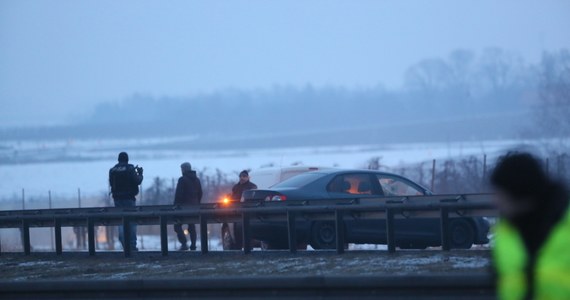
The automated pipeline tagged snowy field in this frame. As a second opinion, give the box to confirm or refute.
[0,138,529,203]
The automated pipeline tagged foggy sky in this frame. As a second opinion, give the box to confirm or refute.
[1,0,569,127]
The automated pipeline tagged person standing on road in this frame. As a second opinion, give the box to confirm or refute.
[173,162,203,251]
[490,152,570,300]
[109,152,143,252]
[231,170,257,201]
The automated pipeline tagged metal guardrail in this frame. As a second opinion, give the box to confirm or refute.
[0,194,497,257]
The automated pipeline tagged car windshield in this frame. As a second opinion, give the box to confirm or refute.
[271,172,324,188]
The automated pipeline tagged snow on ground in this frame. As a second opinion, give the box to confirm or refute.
[0,250,491,281]
[0,138,525,202]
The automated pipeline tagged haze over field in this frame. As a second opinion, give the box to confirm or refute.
[1,0,569,201]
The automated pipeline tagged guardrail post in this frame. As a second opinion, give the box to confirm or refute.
[287,211,297,254]
[386,209,395,253]
[87,218,95,256]
[55,219,62,255]
[335,210,345,254]
[440,207,450,251]
[200,215,208,254]
[122,217,131,257]
[160,216,168,256]
[242,213,251,254]
[22,220,31,255]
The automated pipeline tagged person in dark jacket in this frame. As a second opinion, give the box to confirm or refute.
[231,170,257,201]
[109,152,143,251]
[173,162,203,250]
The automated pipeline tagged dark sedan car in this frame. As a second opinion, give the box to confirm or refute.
[242,169,490,250]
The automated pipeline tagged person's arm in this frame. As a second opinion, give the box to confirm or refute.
[231,184,239,200]
[109,169,113,189]
[132,166,143,185]
[174,177,184,205]
[196,180,203,203]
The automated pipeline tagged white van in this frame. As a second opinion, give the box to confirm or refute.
[249,166,325,189]
[222,166,326,250]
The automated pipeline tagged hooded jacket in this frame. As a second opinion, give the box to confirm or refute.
[174,170,203,205]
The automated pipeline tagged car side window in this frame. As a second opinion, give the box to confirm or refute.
[377,175,423,196]
[327,174,374,195]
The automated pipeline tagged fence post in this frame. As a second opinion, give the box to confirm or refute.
[200,215,209,254]
[77,188,81,208]
[386,209,395,253]
[49,190,54,251]
[22,220,31,255]
[335,210,345,254]
[122,217,131,257]
[21,188,25,210]
[440,208,450,251]
[287,211,297,253]
[160,216,168,256]
[431,159,436,192]
[482,154,487,181]
[55,219,62,255]
[87,218,96,256]
[242,213,251,254]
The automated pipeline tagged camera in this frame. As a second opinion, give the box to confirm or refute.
[135,165,144,175]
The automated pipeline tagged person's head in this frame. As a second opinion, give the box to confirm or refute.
[490,152,550,219]
[239,170,249,184]
[180,162,192,175]
[118,152,129,163]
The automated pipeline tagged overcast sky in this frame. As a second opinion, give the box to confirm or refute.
[1,0,569,127]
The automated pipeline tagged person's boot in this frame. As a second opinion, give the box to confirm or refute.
[189,244,197,251]
[179,244,189,251]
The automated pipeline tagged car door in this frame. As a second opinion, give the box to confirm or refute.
[326,173,385,243]
[376,175,437,246]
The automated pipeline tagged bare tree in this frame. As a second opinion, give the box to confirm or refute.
[534,50,570,152]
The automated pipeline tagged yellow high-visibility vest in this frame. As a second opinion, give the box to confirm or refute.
[494,208,570,300]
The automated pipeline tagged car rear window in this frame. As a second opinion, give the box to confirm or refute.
[271,172,323,188]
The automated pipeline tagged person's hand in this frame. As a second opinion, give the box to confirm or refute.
[136,166,144,175]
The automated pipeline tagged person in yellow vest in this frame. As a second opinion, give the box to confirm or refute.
[490,152,570,300]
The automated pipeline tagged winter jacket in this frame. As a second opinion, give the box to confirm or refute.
[109,163,143,199]
[174,171,203,205]
[231,181,257,201]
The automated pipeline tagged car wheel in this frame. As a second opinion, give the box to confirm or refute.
[310,221,337,250]
[448,219,475,249]
[222,226,236,250]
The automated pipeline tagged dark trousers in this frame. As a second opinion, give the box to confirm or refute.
[174,224,196,248]
[114,198,137,250]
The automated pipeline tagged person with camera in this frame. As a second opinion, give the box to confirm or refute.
[173,162,203,251]
[109,152,144,252]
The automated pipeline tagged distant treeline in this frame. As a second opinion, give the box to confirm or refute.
[1,48,568,142]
